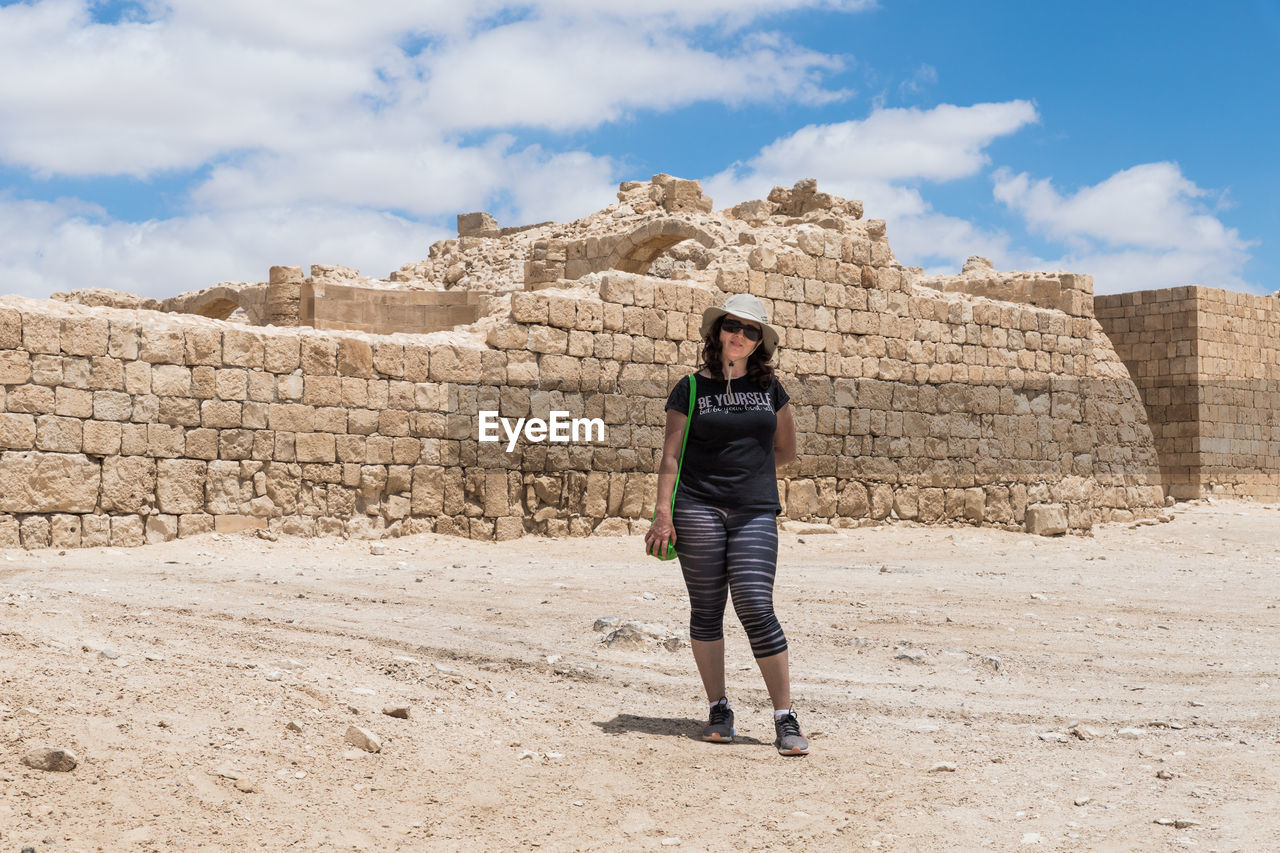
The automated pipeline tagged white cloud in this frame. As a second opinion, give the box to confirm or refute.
[993,163,1253,292]
[0,195,443,299]
[702,100,1039,213]
[0,0,871,298]
[0,0,858,176]
[415,23,847,132]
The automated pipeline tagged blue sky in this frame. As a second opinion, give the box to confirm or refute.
[0,0,1276,299]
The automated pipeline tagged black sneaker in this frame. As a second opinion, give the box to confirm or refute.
[774,709,809,755]
[701,700,735,742]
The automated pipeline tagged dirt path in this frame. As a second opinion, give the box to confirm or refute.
[2,501,1279,851]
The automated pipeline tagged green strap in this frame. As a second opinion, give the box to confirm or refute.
[669,373,696,512]
[656,374,696,517]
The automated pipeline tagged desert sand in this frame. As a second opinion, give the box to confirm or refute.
[2,500,1278,852]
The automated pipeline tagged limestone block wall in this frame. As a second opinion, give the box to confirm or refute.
[1097,286,1280,500]
[0,224,1167,549]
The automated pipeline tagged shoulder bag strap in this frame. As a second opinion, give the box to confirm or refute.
[668,374,696,513]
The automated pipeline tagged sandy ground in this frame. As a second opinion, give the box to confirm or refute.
[2,501,1279,852]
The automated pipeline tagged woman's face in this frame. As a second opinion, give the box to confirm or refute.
[719,314,762,364]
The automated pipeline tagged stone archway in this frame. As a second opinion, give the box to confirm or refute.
[163,284,268,325]
[603,219,719,275]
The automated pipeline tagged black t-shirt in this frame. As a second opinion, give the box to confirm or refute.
[664,373,790,514]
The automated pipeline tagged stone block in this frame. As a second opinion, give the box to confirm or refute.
[223,330,265,369]
[83,421,123,456]
[0,452,101,513]
[35,415,82,453]
[0,413,36,450]
[1025,503,1068,536]
[179,513,215,538]
[146,514,179,543]
[337,339,374,377]
[264,336,301,373]
[139,326,184,364]
[301,338,338,375]
[110,514,145,546]
[429,346,483,384]
[22,313,60,354]
[60,316,109,356]
[99,455,156,512]
[81,514,110,547]
[50,513,81,548]
[0,308,20,349]
[20,515,51,549]
[0,351,32,385]
[157,458,208,514]
[295,432,336,463]
[184,328,222,365]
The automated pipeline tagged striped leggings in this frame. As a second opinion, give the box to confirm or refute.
[673,499,788,659]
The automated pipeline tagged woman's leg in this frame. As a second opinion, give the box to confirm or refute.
[673,500,730,702]
[722,511,790,708]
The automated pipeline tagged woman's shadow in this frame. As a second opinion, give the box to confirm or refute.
[593,714,766,744]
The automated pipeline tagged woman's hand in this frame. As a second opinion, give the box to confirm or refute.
[645,511,676,557]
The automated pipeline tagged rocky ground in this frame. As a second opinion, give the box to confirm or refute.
[2,500,1279,852]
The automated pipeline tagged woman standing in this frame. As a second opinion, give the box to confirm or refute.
[644,294,807,756]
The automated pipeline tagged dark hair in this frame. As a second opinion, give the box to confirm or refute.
[701,315,776,388]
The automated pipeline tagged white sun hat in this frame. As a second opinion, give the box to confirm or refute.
[700,293,780,357]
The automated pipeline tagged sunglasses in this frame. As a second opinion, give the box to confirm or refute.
[720,317,763,342]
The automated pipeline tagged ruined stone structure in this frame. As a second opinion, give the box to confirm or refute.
[1097,286,1280,501]
[1,175,1271,550]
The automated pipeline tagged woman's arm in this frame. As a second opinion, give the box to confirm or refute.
[644,409,688,556]
[774,403,797,468]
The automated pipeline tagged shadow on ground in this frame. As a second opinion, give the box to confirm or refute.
[593,714,766,744]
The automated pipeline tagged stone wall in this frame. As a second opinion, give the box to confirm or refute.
[1097,286,1280,500]
[0,177,1172,550]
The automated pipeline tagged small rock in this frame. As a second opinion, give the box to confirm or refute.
[1156,769,1175,780]
[1038,731,1069,743]
[234,778,257,793]
[1189,700,1206,707]
[211,763,244,780]
[1074,796,1091,806]
[23,747,79,772]
[1071,724,1102,740]
[1174,819,1199,829]
[661,839,682,847]
[264,671,283,682]
[928,762,957,772]
[342,749,366,760]
[1118,727,1145,739]
[1020,833,1042,845]
[593,616,620,632]
[894,649,926,663]
[642,592,656,600]
[370,544,386,556]
[545,654,563,665]
[517,750,537,761]
[98,648,120,660]
[382,705,410,719]
[1154,818,1175,826]
[604,626,648,649]
[981,655,1002,671]
[344,725,382,753]
[285,720,304,733]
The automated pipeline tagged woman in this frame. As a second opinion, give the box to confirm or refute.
[644,293,807,756]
